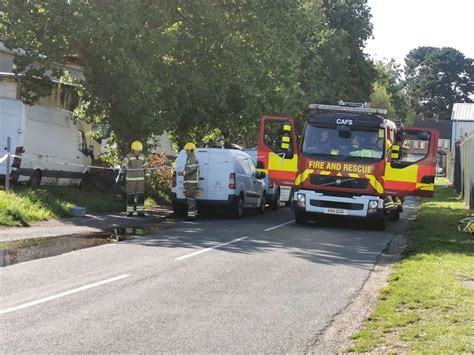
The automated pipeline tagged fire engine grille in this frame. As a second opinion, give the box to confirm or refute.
[309,200,364,210]
[309,175,369,189]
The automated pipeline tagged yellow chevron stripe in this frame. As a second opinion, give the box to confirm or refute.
[367,174,384,194]
[295,169,315,185]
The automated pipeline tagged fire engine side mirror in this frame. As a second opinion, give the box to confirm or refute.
[256,161,265,169]
[396,129,406,142]
[283,150,294,159]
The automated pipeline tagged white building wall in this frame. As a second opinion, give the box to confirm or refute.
[0,81,16,99]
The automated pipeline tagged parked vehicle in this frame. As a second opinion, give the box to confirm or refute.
[279,186,293,207]
[0,97,95,186]
[171,148,267,218]
[258,101,439,230]
[244,149,280,210]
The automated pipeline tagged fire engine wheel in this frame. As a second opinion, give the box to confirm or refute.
[285,188,294,208]
[294,210,307,225]
[371,216,388,231]
[270,189,280,211]
[389,210,400,222]
[29,170,42,188]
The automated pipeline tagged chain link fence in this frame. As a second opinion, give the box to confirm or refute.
[447,133,474,210]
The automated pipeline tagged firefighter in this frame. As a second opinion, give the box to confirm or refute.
[179,142,200,220]
[122,141,148,217]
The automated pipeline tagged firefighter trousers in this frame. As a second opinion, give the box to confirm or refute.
[126,179,145,214]
[184,182,198,219]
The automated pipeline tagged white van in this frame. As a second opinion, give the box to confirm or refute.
[0,97,94,186]
[171,148,267,218]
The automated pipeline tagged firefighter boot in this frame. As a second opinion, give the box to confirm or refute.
[127,194,135,217]
[136,193,145,217]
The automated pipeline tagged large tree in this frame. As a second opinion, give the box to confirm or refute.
[372,60,415,124]
[1,0,377,150]
[405,47,474,120]
[1,0,180,151]
[300,0,375,106]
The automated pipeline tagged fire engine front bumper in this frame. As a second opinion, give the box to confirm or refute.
[292,190,384,218]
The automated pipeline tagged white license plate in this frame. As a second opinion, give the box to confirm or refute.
[324,208,348,215]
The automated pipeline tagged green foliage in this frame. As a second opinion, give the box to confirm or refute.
[145,153,173,205]
[405,47,474,120]
[2,0,376,150]
[369,82,396,118]
[372,60,416,124]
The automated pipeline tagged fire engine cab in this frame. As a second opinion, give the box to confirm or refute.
[257,101,439,230]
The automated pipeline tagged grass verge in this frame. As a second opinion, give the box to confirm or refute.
[349,185,474,353]
[0,186,124,227]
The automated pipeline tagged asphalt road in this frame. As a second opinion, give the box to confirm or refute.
[0,205,410,353]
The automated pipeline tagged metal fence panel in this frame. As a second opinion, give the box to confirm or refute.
[450,134,474,210]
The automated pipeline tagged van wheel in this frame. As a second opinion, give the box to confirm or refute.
[29,170,42,188]
[271,189,280,211]
[257,194,266,214]
[231,195,245,219]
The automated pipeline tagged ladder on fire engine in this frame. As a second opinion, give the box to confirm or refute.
[309,100,387,116]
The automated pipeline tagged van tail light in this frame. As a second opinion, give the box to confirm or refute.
[229,173,236,189]
[269,181,274,188]
[12,146,23,169]
[172,171,177,188]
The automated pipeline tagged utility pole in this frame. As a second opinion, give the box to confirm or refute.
[5,137,11,191]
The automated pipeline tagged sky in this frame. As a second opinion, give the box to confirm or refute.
[365,0,474,67]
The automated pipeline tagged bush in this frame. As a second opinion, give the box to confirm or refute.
[145,153,174,206]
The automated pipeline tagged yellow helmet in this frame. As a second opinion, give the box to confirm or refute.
[131,141,143,151]
[184,142,196,151]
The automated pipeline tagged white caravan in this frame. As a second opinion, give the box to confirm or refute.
[0,97,94,186]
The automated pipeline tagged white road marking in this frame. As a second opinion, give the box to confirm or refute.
[0,274,131,315]
[264,220,295,232]
[175,237,248,261]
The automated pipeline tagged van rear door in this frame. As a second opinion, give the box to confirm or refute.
[0,98,23,176]
[206,150,235,202]
[384,128,439,197]
[257,116,298,187]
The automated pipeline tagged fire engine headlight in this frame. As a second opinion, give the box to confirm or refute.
[369,200,379,209]
[297,193,306,208]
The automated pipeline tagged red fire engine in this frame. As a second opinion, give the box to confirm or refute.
[257,101,439,230]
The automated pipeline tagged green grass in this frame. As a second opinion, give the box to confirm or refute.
[349,185,474,353]
[0,186,124,227]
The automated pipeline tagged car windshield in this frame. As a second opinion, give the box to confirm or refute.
[302,124,384,161]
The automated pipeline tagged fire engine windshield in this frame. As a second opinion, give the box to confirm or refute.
[302,124,385,161]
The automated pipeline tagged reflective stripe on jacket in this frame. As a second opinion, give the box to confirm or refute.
[122,153,147,180]
[184,154,199,183]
